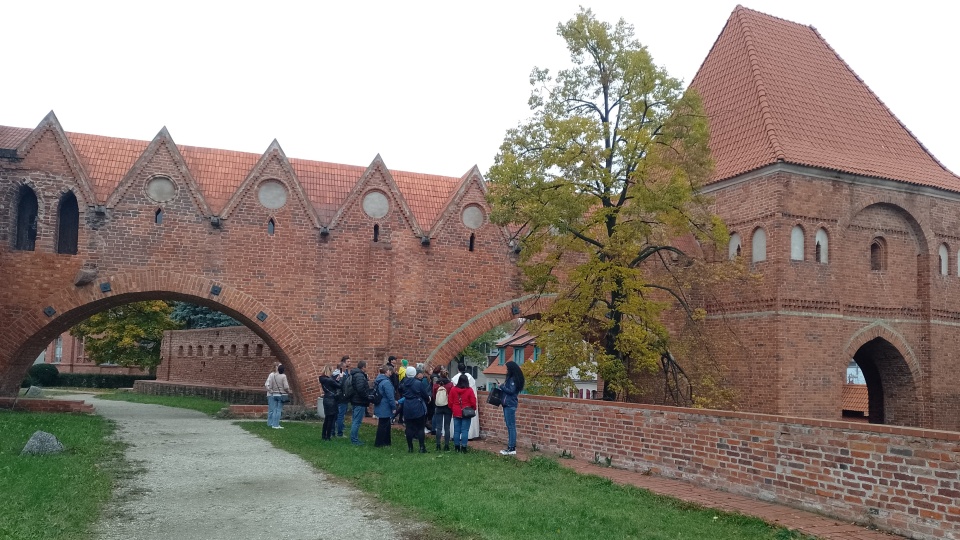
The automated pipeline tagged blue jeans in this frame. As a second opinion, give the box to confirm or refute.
[336,403,347,436]
[350,404,366,444]
[503,405,517,449]
[267,395,284,427]
[453,416,470,448]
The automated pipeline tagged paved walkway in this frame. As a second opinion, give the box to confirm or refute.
[463,433,901,540]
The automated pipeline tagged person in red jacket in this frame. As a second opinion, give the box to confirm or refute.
[448,373,477,453]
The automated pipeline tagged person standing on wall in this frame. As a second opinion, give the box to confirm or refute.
[374,364,397,447]
[348,360,370,446]
[449,370,477,453]
[499,359,525,455]
[265,364,291,429]
[400,366,431,453]
[334,356,350,437]
[319,365,341,441]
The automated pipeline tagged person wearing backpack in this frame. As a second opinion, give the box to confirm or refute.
[399,366,430,453]
[373,364,397,447]
[432,368,453,451]
[334,356,351,437]
[348,360,370,446]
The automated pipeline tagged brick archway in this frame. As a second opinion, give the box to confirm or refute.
[0,271,315,397]
[425,294,555,369]
[841,322,922,426]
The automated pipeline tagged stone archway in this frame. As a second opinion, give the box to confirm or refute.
[848,336,921,426]
[0,271,316,399]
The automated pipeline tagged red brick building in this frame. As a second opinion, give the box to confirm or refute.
[41,333,148,376]
[2,6,959,431]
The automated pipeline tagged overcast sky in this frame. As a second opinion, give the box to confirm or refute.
[3,1,957,178]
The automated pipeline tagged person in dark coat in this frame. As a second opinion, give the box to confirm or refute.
[348,361,370,446]
[432,368,453,451]
[373,365,397,447]
[319,365,341,441]
[499,359,525,455]
[399,366,430,453]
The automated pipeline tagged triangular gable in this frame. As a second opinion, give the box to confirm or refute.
[220,140,321,228]
[691,6,960,191]
[105,127,212,216]
[15,111,98,206]
[429,166,514,246]
[329,155,423,236]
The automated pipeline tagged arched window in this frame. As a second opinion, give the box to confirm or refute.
[188,345,193,356]
[178,346,184,356]
[870,238,886,271]
[15,185,39,251]
[57,191,79,254]
[728,232,742,260]
[373,224,380,242]
[154,208,163,225]
[267,218,275,236]
[939,244,949,276]
[790,226,804,261]
[751,228,767,263]
[469,233,475,252]
[815,228,829,263]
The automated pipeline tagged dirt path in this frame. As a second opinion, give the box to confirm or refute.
[61,395,417,540]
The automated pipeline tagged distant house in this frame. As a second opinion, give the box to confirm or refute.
[482,323,598,399]
[42,333,149,376]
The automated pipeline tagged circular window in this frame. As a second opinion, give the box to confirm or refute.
[362,191,389,219]
[257,180,288,210]
[146,176,176,203]
[461,205,485,230]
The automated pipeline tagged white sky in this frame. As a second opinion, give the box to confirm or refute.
[3,1,957,178]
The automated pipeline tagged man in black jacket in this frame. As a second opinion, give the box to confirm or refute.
[349,360,370,445]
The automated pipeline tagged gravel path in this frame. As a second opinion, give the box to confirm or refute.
[61,395,415,540]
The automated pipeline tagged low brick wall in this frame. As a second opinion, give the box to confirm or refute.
[133,380,268,405]
[478,393,960,540]
[227,405,268,419]
[0,398,94,414]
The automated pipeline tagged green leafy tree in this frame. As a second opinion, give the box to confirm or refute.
[487,9,727,402]
[458,323,513,367]
[169,302,241,329]
[71,301,181,371]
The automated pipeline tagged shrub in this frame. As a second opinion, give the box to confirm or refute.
[28,364,59,386]
[55,373,155,389]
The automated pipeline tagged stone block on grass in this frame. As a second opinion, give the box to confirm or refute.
[21,431,65,456]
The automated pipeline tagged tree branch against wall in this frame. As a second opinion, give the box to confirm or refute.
[487,8,729,403]
[70,301,181,372]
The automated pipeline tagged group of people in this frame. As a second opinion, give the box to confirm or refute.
[266,354,525,456]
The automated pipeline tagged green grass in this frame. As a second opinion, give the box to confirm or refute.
[242,422,816,540]
[0,411,125,540]
[96,392,228,416]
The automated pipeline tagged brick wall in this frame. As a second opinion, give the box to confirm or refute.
[480,394,960,540]
[156,327,279,389]
[0,397,94,413]
[133,380,265,405]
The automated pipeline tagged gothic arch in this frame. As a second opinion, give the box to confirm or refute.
[842,320,920,378]
[841,200,931,255]
[0,271,318,399]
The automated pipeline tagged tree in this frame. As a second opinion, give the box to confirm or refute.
[71,301,181,371]
[458,323,513,367]
[169,302,241,329]
[486,9,727,402]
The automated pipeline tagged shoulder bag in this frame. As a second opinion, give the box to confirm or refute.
[459,393,476,419]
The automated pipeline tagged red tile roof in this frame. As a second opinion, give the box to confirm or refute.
[691,6,960,191]
[841,383,869,414]
[0,125,466,222]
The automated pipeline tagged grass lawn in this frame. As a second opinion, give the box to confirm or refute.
[0,411,125,540]
[242,422,815,540]
[96,392,228,416]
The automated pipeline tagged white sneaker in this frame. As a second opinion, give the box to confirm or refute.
[500,449,516,455]
[272,426,284,429]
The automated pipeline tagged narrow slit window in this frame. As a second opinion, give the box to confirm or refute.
[188,345,193,357]
[57,191,79,254]
[469,233,475,252]
[154,208,163,225]
[751,228,767,263]
[790,226,804,261]
[243,344,249,356]
[728,233,741,260]
[267,218,275,236]
[256,344,264,356]
[815,228,829,263]
[870,238,885,271]
[373,224,380,242]
[939,244,949,276]
[15,185,39,251]
[178,346,184,356]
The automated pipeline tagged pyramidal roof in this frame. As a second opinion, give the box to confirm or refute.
[691,5,960,191]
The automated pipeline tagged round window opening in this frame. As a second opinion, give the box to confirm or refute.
[258,180,288,210]
[461,205,485,230]
[362,191,389,219]
[146,176,177,203]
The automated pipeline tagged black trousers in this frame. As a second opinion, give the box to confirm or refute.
[321,400,337,440]
[405,415,426,449]
[375,416,392,447]
[433,408,452,446]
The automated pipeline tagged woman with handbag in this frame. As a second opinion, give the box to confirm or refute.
[265,364,292,429]
[449,372,477,453]
[499,360,525,455]
[319,365,341,440]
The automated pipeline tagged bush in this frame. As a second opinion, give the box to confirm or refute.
[55,373,156,389]
[28,364,59,386]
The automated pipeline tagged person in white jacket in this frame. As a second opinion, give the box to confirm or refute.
[265,364,291,429]
[450,363,479,439]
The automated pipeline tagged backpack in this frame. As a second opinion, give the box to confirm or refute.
[435,385,448,407]
[369,382,383,406]
[342,372,355,400]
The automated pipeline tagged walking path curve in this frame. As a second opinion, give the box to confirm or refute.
[60,394,419,540]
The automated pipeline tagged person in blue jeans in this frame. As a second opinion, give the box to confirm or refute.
[265,364,291,429]
[348,360,370,445]
[449,372,477,452]
[335,356,350,436]
[499,359,525,455]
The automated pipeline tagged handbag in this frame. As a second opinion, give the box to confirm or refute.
[459,394,476,419]
[279,394,291,403]
[272,373,291,403]
[487,387,503,407]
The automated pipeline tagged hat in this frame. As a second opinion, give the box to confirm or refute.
[406,366,416,379]
[401,359,408,367]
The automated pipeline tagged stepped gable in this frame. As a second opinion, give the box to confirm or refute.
[0,123,465,224]
[691,5,960,190]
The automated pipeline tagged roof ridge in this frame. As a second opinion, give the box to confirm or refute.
[734,7,785,162]
[808,25,957,179]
